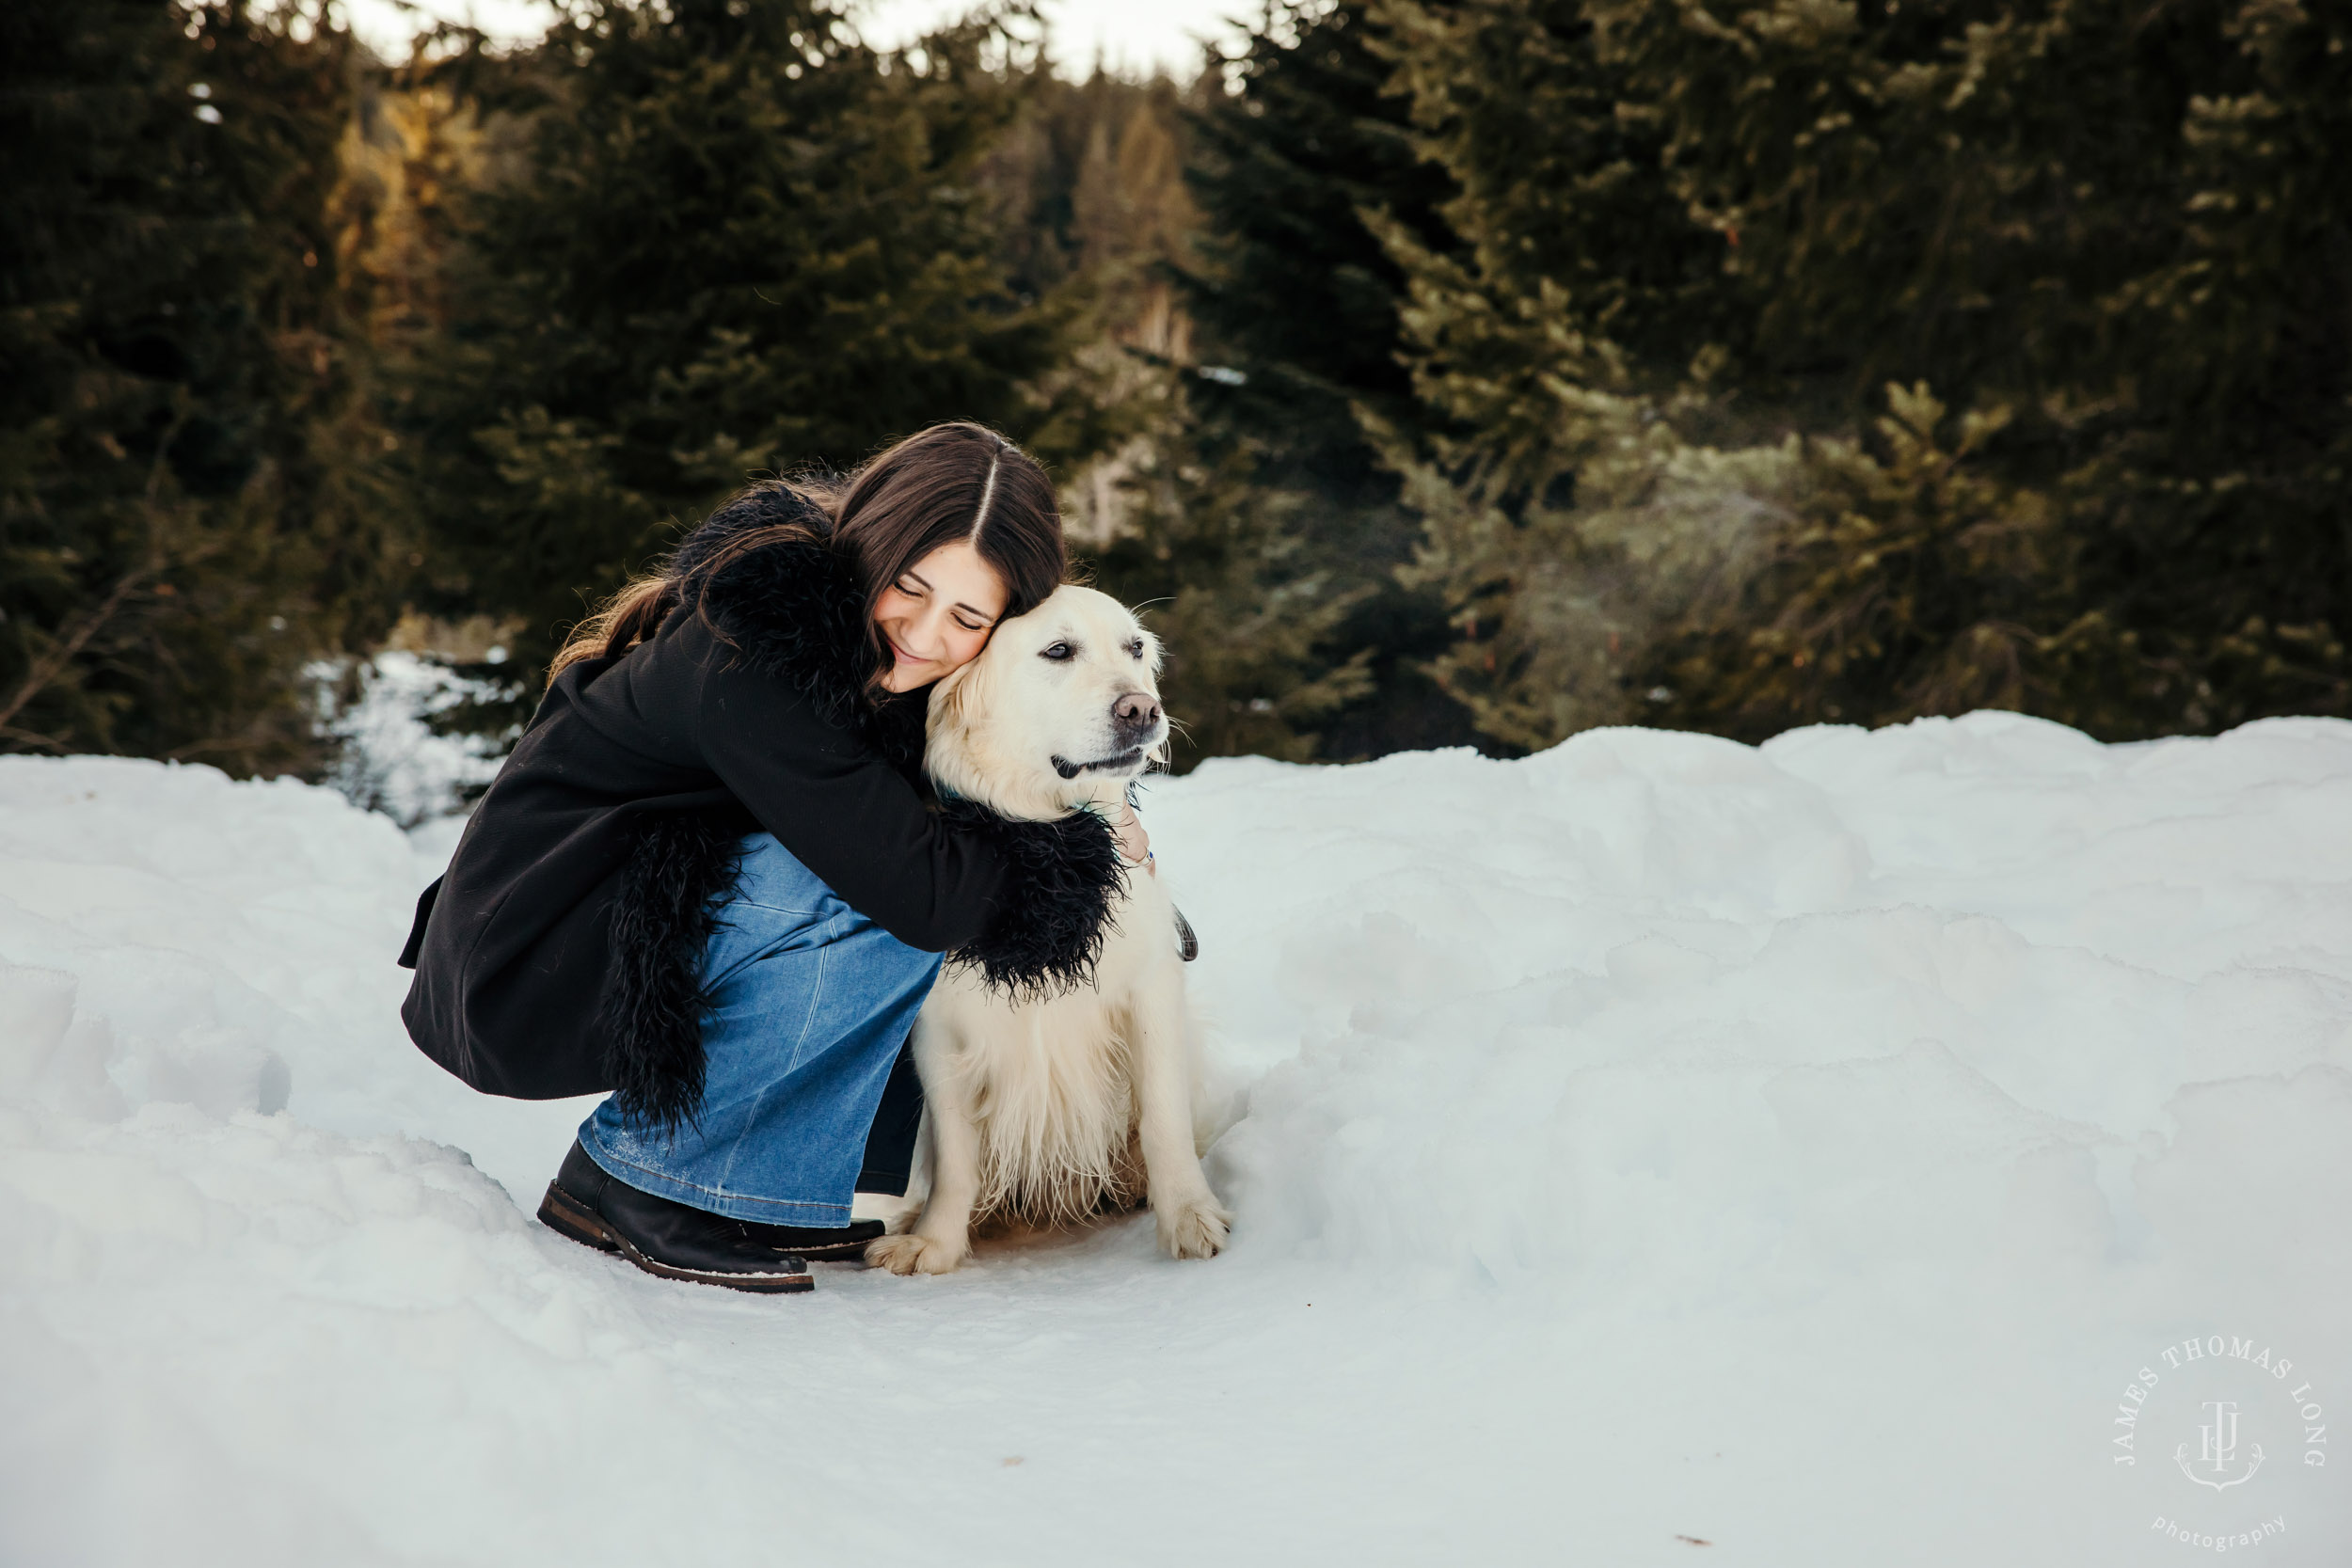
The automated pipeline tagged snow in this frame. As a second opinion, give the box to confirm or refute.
[3,713,2348,1565]
[315,651,511,829]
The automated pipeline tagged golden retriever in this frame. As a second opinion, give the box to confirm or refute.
[861,585,1230,1273]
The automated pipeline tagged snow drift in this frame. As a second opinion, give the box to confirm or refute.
[3,714,2347,1565]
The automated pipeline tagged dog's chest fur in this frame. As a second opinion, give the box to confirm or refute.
[919,873,1181,1227]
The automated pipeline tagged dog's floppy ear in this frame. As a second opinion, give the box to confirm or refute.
[924,646,992,800]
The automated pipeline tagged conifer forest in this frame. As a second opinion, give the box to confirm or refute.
[7,0,2347,778]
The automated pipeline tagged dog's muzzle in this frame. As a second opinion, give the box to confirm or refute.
[1051,693,1167,779]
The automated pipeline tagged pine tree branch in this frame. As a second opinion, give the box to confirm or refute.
[0,408,185,739]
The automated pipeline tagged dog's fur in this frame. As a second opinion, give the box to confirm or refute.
[861,586,1231,1274]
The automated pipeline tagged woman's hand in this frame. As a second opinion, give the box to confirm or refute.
[1112,803,1152,870]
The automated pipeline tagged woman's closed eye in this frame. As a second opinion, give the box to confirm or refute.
[898,578,986,633]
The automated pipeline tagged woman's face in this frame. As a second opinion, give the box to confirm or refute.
[873,540,1009,693]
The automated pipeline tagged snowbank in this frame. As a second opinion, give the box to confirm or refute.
[3,717,2348,1566]
[1180,720,2352,1294]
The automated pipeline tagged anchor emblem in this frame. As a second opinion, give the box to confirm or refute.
[2174,1400,2265,1492]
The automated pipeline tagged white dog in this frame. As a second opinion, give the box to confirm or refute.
[861,585,1231,1275]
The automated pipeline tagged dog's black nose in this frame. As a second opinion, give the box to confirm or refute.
[1112,692,1162,739]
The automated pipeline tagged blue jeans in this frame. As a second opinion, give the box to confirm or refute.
[580,832,942,1227]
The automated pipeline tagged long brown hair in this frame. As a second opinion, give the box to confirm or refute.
[549,422,1066,690]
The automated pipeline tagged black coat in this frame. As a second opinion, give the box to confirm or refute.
[397,489,1122,1129]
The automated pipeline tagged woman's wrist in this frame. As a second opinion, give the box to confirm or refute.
[1109,803,1152,868]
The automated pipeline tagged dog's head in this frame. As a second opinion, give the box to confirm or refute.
[926,584,1168,822]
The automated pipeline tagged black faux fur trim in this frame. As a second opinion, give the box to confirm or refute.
[936,799,1126,1001]
[691,488,926,774]
[668,480,822,578]
[599,811,744,1134]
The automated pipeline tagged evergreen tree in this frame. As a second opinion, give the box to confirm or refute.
[1365,0,1735,749]
[1374,0,2351,749]
[980,70,1196,317]
[1171,0,1481,758]
[1091,401,1374,767]
[0,1,405,769]
[954,57,1382,768]
[404,0,1102,681]
[1624,0,2352,737]
[1184,1,1445,503]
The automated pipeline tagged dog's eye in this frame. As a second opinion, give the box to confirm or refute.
[1040,641,1075,662]
[1125,638,1145,659]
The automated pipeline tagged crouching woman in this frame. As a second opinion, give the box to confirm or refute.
[397,423,1139,1293]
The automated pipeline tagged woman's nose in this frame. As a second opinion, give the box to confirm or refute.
[900,606,945,656]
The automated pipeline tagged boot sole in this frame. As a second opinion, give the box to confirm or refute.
[537,1182,816,1294]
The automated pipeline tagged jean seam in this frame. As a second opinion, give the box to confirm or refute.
[727,899,827,917]
[702,902,834,990]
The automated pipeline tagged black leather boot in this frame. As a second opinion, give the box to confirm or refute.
[538,1140,882,1291]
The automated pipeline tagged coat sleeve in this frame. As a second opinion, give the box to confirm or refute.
[691,638,1123,992]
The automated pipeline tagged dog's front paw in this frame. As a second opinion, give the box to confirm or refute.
[864,1231,969,1275]
[1155,1195,1232,1260]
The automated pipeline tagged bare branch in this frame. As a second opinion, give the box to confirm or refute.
[0,407,190,738]
[0,564,151,734]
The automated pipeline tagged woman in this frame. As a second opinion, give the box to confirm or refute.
[397,423,1141,1294]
